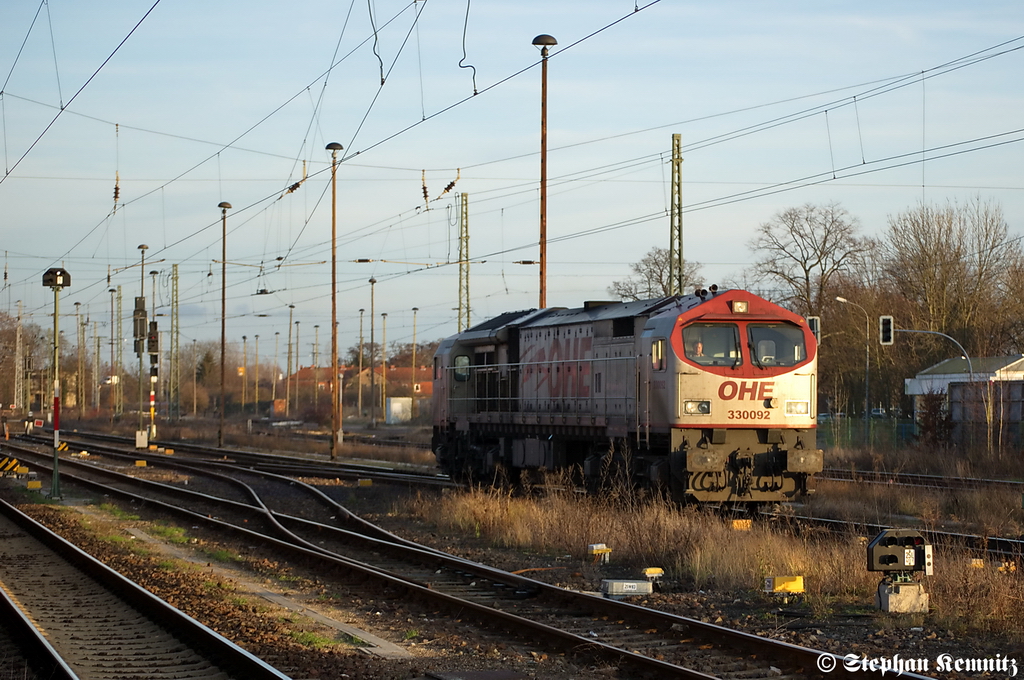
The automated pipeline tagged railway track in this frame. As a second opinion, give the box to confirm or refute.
[3,436,920,680]
[0,496,289,680]
[0,566,66,680]
[819,466,1024,493]
[773,511,1024,559]
[38,431,1024,559]
[27,430,448,488]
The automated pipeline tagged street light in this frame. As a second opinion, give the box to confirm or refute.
[381,312,388,421]
[327,141,344,457]
[411,307,419,419]
[369,278,377,428]
[313,324,320,411]
[358,308,364,418]
[74,301,83,417]
[192,339,198,416]
[42,267,71,499]
[254,334,260,417]
[532,33,556,309]
[272,332,280,406]
[242,335,248,414]
[218,201,231,448]
[836,296,870,422]
[286,304,295,417]
[294,320,300,409]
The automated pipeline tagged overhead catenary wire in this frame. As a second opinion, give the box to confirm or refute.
[458,0,478,95]
[9,13,1024,319]
[0,0,163,186]
[43,0,63,109]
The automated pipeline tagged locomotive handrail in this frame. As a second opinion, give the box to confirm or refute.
[444,355,638,419]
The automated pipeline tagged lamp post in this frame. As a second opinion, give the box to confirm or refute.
[369,278,377,428]
[192,339,197,416]
[294,320,301,409]
[313,325,320,412]
[254,334,260,417]
[242,335,248,414]
[327,141,344,456]
[381,312,388,421]
[358,308,364,418]
[218,201,231,448]
[272,331,280,408]
[286,305,295,417]
[532,33,556,309]
[43,267,70,499]
[836,296,870,422]
[74,301,83,417]
[411,306,419,419]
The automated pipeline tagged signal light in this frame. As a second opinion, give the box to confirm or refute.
[879,316,894,345]
[147,321,159,354]
[807,316,820,342]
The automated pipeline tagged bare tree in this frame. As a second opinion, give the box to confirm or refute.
[747,202,866,316]
[608,247,702,301]
[879,197,1022,356]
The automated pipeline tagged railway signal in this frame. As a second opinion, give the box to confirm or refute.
[879,315,894,345]
[806,316,820,343]
[867,528,932,613]
[42,267,71,500]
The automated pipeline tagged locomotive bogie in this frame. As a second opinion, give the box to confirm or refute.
[432,290,824,505]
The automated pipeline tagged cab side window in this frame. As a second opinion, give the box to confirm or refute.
[651,339,666,371]
[454,354,471,381]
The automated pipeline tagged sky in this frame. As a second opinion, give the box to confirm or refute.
[1,1,1022,368]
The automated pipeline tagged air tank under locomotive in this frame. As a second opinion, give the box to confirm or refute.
[431,288,823,504]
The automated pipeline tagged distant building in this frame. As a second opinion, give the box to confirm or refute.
[281,364,433,419]
[347,365,434,399]
[905,355,1024,447]
[905,356,1024,404]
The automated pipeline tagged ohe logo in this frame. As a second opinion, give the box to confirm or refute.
[718,380,775,401]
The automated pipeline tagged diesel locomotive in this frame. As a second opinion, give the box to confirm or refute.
[431,287,823,504]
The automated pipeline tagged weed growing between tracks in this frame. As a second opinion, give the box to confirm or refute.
[401,480,1024,642]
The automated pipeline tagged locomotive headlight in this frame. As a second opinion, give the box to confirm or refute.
[683,400,711,415]
[785,400,810,416]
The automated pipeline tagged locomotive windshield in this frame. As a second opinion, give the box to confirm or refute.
[747,323,806,367]
[682,323,741,366]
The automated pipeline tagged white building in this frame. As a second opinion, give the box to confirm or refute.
[905,356,1024,407]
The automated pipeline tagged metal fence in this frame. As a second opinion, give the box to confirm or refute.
[816,418,918,450]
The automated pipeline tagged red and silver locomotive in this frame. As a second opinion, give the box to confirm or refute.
[431,288,823,504]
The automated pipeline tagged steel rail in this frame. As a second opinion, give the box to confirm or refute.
[0,497,291,680]
[820,466,1024,492]
[7,441,933,680]
[0,577,79,680]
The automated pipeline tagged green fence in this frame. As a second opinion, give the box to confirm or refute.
[816,418,917,450]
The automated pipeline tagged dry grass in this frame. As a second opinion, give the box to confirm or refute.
[405,481,878,595]
[827,440,1024,481]
[804,480,1024,538]
[402,482,1024,640]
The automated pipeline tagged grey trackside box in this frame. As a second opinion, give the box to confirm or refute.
[600,580,653,598]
